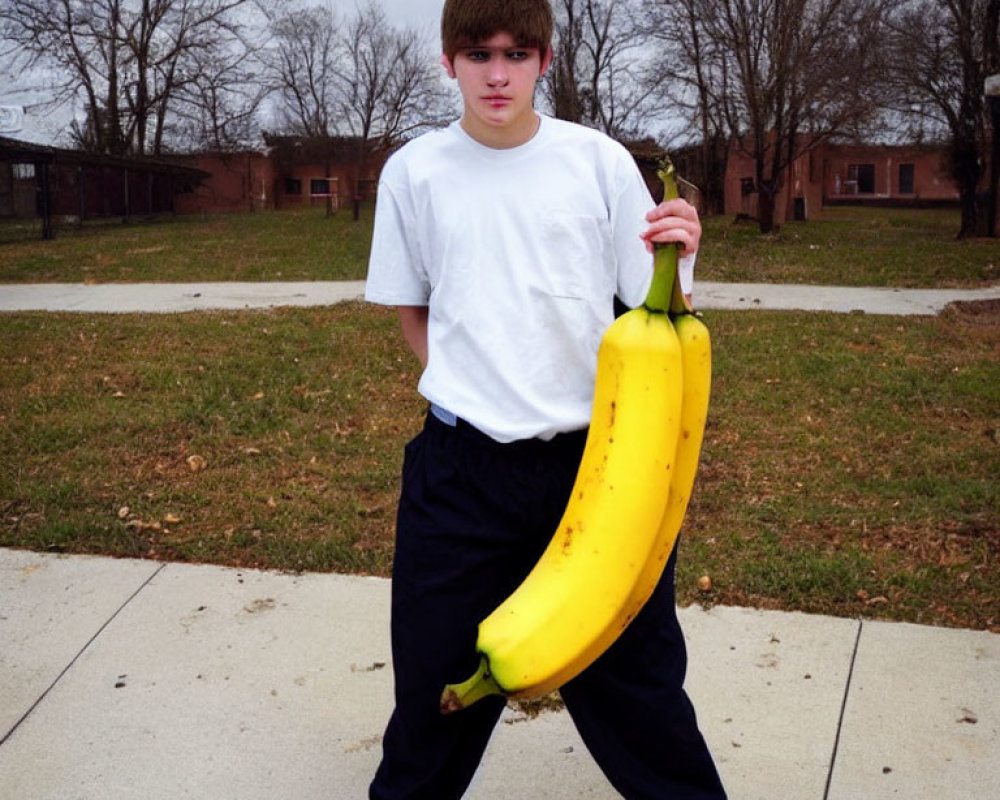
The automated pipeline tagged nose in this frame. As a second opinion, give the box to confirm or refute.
[487,60,509,87]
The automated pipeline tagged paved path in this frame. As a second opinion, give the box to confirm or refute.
[1,281,998,798]
[1,549,997,800]
[2,279,999,315]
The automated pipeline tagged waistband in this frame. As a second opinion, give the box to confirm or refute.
[425,403,587,454]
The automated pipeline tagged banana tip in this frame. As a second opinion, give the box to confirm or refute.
[440,687,465,715]
[439,655,503,714]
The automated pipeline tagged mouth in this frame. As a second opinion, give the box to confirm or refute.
[483,95,511,106]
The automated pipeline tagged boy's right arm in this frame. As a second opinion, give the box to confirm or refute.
[397,305,429,368]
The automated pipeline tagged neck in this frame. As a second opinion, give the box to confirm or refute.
[461,111,540,150]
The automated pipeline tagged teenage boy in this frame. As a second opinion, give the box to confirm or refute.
[363,1,726,798]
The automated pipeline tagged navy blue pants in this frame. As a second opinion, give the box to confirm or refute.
[369,411,727,800]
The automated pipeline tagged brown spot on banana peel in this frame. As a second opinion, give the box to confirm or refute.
[440,689,465,715]
[619,609,638,632]
[440,657,504,714]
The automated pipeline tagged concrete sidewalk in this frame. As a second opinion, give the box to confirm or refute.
[1,549,997,800]
[2,279,999,315]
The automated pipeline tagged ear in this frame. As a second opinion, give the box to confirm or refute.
[440,53,456,79]
[538,46,553,78]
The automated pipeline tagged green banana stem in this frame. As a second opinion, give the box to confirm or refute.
[645,241,676,314]
[659,157,680,204]
[440,656,504,714]
[645,156,691,315]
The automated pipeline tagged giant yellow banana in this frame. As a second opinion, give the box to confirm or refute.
[620,168,713,616]
[621,311,711,617]
[440,158,709,713]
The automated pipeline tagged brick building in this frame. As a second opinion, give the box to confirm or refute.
[0,135,208,239]
[724,139,960,224]
[172,136,390,215]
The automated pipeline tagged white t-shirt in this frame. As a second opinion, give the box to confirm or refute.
[365,115,689,443]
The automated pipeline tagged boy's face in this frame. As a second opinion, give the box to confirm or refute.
[443,32,552,149]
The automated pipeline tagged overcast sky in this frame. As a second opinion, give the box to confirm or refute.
[382,0,446,37]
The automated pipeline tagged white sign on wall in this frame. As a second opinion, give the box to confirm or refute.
[0,106,25,133]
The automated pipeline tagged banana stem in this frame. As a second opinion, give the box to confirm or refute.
[646,243,676,314]
[644,157,680,314]
[647,155,696,316]
[440,656,504,714]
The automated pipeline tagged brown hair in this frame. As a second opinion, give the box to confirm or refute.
[441,0,553,61]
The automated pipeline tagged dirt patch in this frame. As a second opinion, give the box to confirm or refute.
[944,298,1000,327]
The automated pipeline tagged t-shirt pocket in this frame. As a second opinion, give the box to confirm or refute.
[539,214,615,300]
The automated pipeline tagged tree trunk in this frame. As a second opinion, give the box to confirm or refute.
[758,180,777,234]
[988,99,1000,238]
[953,134,981,238]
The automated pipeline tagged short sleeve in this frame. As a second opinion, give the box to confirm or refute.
[364,174,430,306]
[610,153,655,308]
[679,253,695,296]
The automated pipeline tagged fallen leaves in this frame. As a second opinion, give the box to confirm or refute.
[116,508,183,533]
[124,518,162,533]
[856,589,889,607]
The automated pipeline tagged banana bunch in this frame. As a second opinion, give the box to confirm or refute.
[440,159,712,714]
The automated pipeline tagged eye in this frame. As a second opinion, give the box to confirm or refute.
[465,49,490,62]
[507,50,530,61]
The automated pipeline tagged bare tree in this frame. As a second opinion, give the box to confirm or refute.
[544,0,667,138]
[670,0,890,232]
[988,0,1000,236]
[0,0,256,155]
[884,0,1000,237]
[1,0,125,153]
[647,0,735,213]
[130,0,256,154]
[169,43,269,151]
[265,1,451,195]
[266,3,340,137]
[333,2,450,183]
[547,0,587,123]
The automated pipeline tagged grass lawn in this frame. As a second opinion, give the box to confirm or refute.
[1,299,997,631]
[0,207,375,284]
[698,206,999,287]
[1,204,998,632]
[1,204,997,288]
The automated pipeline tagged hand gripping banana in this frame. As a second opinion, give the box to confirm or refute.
[440,159,709,713]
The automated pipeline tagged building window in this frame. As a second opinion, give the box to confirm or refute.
[847,163,875,194]
[310,178,331,196]
[12,163,35,180]
[284,178,302,195]
[898,163,915,194]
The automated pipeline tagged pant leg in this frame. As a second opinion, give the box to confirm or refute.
[559,544,728,800]
[370,413,585,800]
